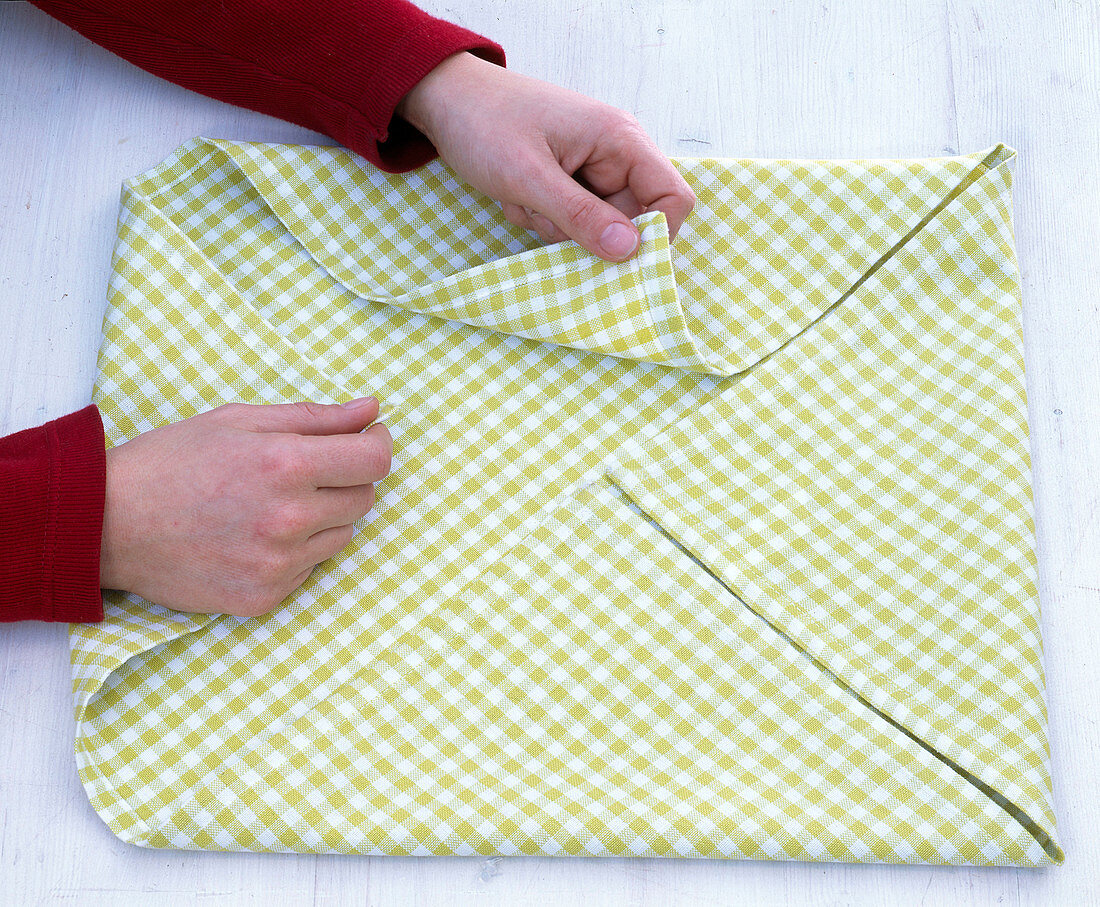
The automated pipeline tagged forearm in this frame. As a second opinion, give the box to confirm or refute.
[29,0,505,172]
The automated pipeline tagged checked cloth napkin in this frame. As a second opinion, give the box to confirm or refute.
[73,137,1062,866]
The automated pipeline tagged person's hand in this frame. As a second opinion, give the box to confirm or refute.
[397,53,696,262]
[99,398,392,617]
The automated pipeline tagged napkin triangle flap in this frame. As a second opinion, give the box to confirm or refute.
[605,151,1061,863]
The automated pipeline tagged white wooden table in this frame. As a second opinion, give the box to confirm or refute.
[2,1,1098,904]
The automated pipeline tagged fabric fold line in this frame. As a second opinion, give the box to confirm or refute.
[600,471,1063,864]
[195,139,723,373]
[177,137,1002,378]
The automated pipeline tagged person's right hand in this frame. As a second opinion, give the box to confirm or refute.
[396,52,696,263]
[98,398,392,617]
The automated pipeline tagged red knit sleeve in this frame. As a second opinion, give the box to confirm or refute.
[0,405,106,623]
[29,0,506,173]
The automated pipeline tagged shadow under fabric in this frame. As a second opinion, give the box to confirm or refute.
[71,138,1062,866]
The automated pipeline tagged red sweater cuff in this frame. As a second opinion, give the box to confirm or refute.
[365,35,506,173]
[0,405,106,623]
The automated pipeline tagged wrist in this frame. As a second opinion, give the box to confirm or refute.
[396,51,493,144]
[99,444,137,593]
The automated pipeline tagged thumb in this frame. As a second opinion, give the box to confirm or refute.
[217,397,380,436]
[531,165,640,262]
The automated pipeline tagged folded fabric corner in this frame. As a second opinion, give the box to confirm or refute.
[605,144,1060,864]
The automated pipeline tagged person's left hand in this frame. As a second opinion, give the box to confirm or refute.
[397,52,696,262]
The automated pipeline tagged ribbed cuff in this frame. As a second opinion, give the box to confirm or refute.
[353,27,506,173]
[0,405,106,623]
[44,406,107,622]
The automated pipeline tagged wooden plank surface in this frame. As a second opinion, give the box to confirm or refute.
[2,1,1097,903]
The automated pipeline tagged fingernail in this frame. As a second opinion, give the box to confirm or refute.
[599,222,639,259]
[341,396,378,410]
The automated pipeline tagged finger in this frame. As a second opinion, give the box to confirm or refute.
[519,206,576,246]
[218,398,381,436]
[307,484,376,532]
[298,422,393,487]
[526,209,559,241]
[621,152,696,240]
[502,202,558,243]
[600,186,646,221]
[572,123,695,240]
[285,565,315,596]
[525,160,641,262]
[501,201,533,231]
[303,523,358,566]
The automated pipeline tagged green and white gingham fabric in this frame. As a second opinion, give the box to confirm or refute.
[73,138,1062,866]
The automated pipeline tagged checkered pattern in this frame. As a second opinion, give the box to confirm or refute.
[71,138,1061,865]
